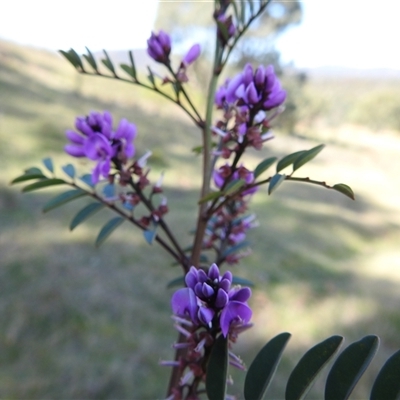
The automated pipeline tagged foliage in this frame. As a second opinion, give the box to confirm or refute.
[9,1,400,399]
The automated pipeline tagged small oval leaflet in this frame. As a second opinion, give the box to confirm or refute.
[268,173,286,195]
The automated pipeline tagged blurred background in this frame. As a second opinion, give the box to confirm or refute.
[1,1,400,398]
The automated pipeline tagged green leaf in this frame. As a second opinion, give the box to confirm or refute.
[143,223,158,245]
[166,276,185,289]
[129,50,137,79]
[43,189,86,213]
[325,335,380,400]
[206,335,228,400]
[62,164,75,179]
[293,144,325,172]
[244,332,291,400]
[11,173,47,184]
[231,275,254,287]
[216,19,230,42]
[22,178,67,192]
[95,217,124,247]
[42,157,54,173]
[147,66,156,86]
[224,178,246,195]
[332,184,355,200]
[276,151,306,173]
[80,174,95,188]
[370,349,400,400]
[101,50,117,76]
[198,191,223,204]
[59,49,85,71]
[268,173,286,195]
[82,47,98,72]
[285,335,344,400]
[25,167,43,175]
[70,202,104,231]
[254,157,277,178]
[120,64,136,80]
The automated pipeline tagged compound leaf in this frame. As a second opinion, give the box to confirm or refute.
[70,202,104,231]
[43,189,86,213]
[95,217,124,247]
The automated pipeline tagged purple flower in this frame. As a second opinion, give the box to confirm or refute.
[171,264,252,337]
[215,63,286,111]
[64,111,137,184]
[182,44,201,66]
[147,30,171,64]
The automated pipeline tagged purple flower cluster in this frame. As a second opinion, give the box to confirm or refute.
[171,264,252,337]
[216,64,286,112]
[64,111,137,184]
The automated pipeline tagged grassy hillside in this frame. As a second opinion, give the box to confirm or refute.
[1,39,400,399]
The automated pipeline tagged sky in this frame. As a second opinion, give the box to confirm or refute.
[1,0,400,71]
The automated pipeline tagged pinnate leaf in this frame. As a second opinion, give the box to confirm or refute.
[332,183,355,200]
[70,202,104,231]
[101,50,117,76]
[206,335,228,400]
[244,332,291,400]
[43,189,86,213]
[42,157,54,173]
[62,164,75,178]
[83,47,98,72]
[198,190,223,204]
[95,217,124,247]
[254,157,277,178]
[293,144,325,172]
[11,173,46,184]
[285,335,344,400]
[59,49,84,71]
[370,348,400,400]
[224,178,246,195]
[276,151,306,173]
[325,335,379,400]
[22,178,67,192]
[268,173,286,195]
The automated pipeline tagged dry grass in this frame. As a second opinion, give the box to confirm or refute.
[1,39,400,398]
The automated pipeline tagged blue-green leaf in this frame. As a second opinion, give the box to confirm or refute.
[70,202,104,231]
[62,164,75,179]
[143,222,158,245]
[254,157,277,178]
[285,335,344,400]
[95,217,124,247]
[25,167,43,175]
[332,184,355,200]
[101,50,117,76]
[102,183,115,198]
[325,335,380,400]
[370,349,400,400]
[42,157,54,173]
[293,144,325,172]
[198,190,223,204]
[82,47,98,72]
[80,174,95,188]
[276,151,306,173]
[43,189,86,213]
[268,173,286,195]
[206,335,228,400]
[129,50,137,79]
[59,49,85,71]
[224,179,246,195]
[11,173,47,184]
[244,332,291,400]
[22,178,66,192]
